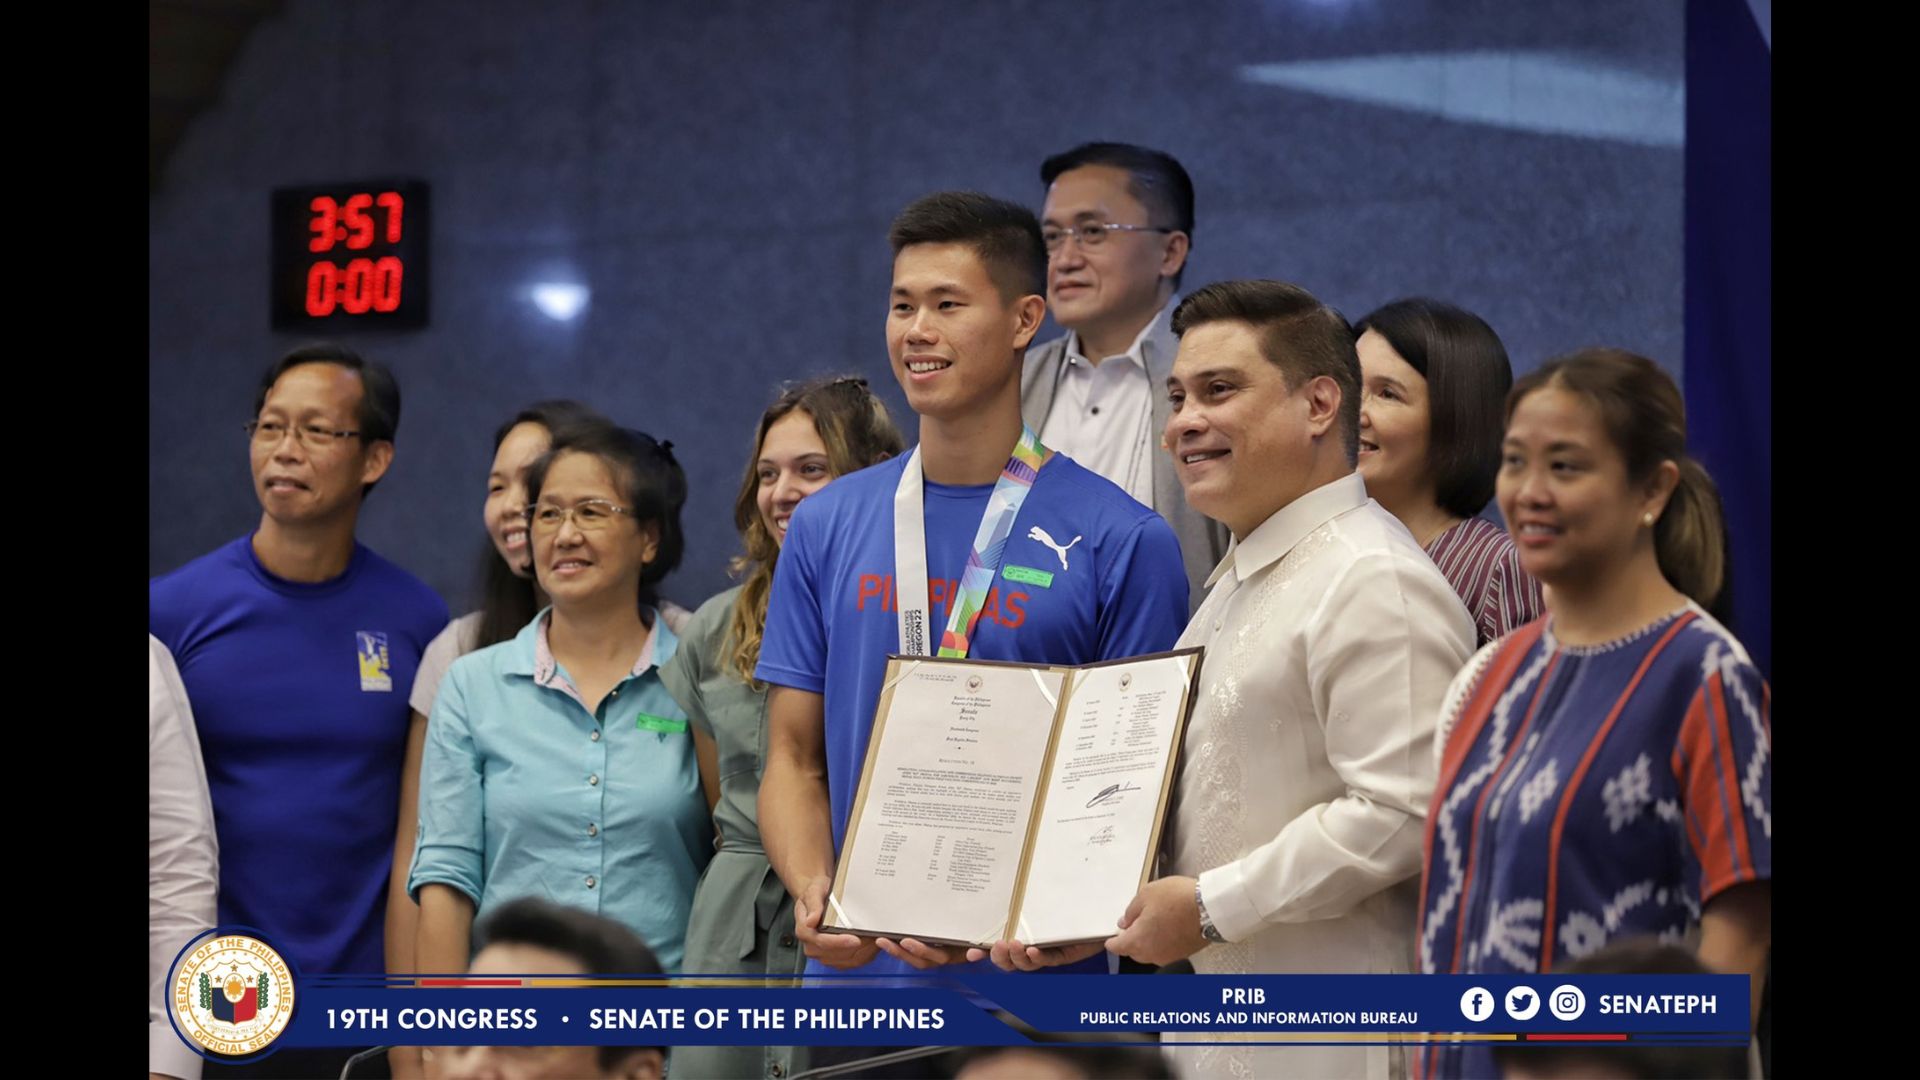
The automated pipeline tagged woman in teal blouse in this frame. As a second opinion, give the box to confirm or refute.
[659,377,902,1080]
[410,424,712,975]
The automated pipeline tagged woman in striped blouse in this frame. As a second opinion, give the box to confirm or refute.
[1415,349,1771,1079]
[1354,298,1543,645]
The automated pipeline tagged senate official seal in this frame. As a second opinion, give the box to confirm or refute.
[170,930,297,1059]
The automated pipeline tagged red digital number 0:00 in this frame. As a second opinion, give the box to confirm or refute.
[305,257,405,317]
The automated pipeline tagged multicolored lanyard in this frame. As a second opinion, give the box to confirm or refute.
[892,426,1047,658]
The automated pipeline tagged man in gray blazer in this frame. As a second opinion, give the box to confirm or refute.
[1021,142,1230,610]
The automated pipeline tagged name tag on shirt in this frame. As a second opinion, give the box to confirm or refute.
[1002,565,1055,588]
[635,712,687,734]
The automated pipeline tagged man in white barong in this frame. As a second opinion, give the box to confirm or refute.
[976,279,1475,1080]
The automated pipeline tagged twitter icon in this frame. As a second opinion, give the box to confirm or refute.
[1506,986,1541,1020]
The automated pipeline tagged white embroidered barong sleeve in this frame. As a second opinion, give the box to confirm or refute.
[1196,552,1474,942]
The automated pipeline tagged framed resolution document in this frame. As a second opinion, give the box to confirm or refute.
[822,648,1203,948]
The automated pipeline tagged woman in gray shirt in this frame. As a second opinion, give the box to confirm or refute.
[660,376,902,1080]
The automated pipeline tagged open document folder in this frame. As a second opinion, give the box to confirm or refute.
[824,648,1203,949]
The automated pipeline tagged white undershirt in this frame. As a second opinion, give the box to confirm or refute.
[1040,305,1170,507]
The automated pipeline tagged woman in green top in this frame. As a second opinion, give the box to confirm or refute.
[659,375,903,1080]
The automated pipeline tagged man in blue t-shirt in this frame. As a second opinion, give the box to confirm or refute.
[149,344,448,1001]
[757,192,1189,982]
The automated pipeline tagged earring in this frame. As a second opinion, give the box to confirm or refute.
[1642,511,1655,527]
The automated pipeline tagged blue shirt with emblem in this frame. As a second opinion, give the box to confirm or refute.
[756,451,1189,978]
[409,608,713,973]
[149,534,450,975]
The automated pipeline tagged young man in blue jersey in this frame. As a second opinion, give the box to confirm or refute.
[756,191,1190,982]
[150,343,447,1077]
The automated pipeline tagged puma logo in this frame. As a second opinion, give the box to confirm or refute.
[1027,526,1083,571]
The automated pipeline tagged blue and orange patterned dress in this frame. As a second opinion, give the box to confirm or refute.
[1417,604,1771,1078]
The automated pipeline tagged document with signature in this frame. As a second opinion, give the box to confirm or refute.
[824,648,1202,948]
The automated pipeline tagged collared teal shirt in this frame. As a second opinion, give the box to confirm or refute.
[408,608,712,972]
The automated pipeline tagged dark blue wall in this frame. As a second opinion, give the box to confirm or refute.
[1685,0,1771,674]
[150,0,1685,615]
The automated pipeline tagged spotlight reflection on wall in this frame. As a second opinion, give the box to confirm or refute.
[1239,52,1683,148]
[530,283,590,321]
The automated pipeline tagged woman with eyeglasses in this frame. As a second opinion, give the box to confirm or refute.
[1353,298,1543,647]
[382,400,617,1078]
[1415,350,1771,1079]
[658,376,903,1080]
[408,423,712,980]
[382,402,700,1074]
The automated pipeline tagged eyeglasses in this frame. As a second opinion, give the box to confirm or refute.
[244,419,364,448]
[1041,222,1175,252]
[525,499,635,533]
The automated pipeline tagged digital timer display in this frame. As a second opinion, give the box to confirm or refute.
[271,179,429,330]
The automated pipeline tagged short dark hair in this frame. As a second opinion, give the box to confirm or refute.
[491,399,605,453]
[887,191,1046,303]
[473,897,665,1067]
[252,342,402,497]
[1353,298,1513,518]
[525,425,688,605]
[1172,280,1361,463]
[1489,938,1750,1079]
[1041,142,1195,288]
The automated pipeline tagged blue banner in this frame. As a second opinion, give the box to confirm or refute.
[260,974,1748,1048]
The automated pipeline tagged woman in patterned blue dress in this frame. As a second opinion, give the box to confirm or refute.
[1416,350,1770,1079]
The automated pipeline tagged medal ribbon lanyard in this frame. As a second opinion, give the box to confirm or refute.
[892,425,1047,658]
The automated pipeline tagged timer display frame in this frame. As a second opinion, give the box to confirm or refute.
[270,179,430,330]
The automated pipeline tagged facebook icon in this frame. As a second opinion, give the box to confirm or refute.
[1460,986,1497,1022]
